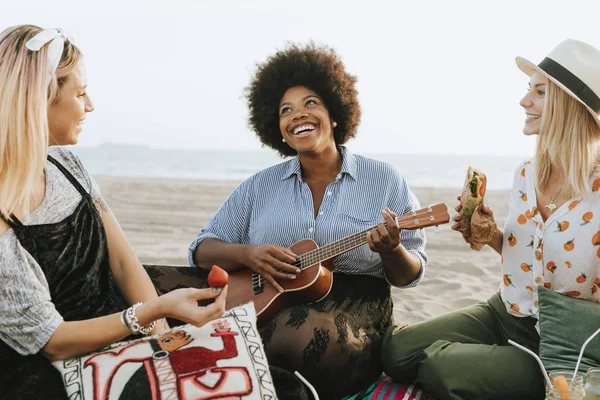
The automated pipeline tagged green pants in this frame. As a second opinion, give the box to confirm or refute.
[381,293,545,400]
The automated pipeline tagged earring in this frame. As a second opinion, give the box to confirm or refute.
[282,138,286,143]
[332,121,338,128]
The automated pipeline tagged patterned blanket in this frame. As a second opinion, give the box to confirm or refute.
[342,376,432,400]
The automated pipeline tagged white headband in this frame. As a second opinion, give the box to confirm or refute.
[25,28,74,74]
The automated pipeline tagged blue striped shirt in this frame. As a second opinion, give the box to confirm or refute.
[188,146,427,288]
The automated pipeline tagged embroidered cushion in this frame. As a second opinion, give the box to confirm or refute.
[52,302,277,399]
[538,285,600,372]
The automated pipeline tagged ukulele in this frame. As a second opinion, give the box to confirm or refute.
[225,203,449,324]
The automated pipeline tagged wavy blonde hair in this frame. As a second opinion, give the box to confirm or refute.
[535,79,600,199]
[0,25,82,220]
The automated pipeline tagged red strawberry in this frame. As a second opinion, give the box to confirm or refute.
[208,265,229,287]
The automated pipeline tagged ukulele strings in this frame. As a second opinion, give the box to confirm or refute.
[296,210,439,270]
[255,207,443,286]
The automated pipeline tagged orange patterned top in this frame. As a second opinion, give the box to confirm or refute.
[501,159,600,318]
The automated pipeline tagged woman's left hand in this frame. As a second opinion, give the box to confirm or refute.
[367,208,401,253]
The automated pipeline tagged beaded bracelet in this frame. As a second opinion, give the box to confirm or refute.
[122,302,156,335]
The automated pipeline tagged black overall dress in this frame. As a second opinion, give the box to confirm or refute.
[0,155,128,399]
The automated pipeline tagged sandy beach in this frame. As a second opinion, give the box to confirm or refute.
[97,176,510,325]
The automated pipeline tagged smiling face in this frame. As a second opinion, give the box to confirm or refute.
[519,71,547,136]
[47,60,95,145]
[278,86,336,155]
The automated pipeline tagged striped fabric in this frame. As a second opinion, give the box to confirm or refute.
[188,146,427,287]
[342,376,433,400]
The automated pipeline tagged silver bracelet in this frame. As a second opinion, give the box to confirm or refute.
[124,302,156,335]
[120,309,133,334]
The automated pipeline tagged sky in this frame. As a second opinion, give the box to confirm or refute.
[2,0,600,157]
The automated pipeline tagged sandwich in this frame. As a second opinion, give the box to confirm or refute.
[459,166,495,250]
[460,166,486,226]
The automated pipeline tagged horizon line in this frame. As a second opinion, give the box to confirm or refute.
[73,143,531,159]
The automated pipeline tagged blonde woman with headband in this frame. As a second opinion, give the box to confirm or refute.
[381,39,600,399]
[0,25,227,398]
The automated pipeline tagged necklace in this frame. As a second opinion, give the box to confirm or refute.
[545,185,564,213]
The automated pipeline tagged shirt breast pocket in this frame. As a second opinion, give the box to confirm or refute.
[332,209,381,267]
[338,210,380,229]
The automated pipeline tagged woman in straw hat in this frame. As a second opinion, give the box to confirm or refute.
[381,39,600,399]
[0,25,227,399]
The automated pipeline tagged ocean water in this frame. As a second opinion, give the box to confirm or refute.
[72,144,525,190]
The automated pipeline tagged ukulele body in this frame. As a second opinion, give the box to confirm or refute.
[226,239,334,325]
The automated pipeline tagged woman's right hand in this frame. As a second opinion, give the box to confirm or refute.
[158,286,228,327]
[451,195,498,246]
[246,245,300,292]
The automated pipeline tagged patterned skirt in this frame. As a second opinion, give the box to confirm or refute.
[147,266,393,400]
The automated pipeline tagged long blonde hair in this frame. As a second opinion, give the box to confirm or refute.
[535,79,600,198]
[0,25,82,220]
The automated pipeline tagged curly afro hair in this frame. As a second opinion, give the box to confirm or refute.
[245,42,361,157]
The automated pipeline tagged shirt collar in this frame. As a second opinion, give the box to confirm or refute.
[339,146,357,180]
[282,156,302,180]
[282,146,357,181]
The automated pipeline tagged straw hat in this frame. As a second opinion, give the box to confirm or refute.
[516,39,600,128]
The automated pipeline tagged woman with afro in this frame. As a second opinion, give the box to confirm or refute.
[189,43,427,399]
